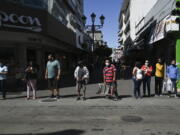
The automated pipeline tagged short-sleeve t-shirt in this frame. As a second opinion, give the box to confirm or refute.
[0,66,8,80]
[46,60,61,79]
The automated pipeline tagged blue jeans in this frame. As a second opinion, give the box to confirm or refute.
[171,78,177,95]
[0,80,7,98]
[134,79,142,98]
[143,76,151,96]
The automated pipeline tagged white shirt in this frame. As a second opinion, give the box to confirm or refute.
[0,66,8,80]
[136,68,143,80]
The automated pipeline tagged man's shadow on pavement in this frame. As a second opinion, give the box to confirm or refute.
[1,129,85,135]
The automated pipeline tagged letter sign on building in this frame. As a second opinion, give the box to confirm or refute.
[0,11,42,32]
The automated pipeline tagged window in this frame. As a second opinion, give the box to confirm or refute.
[23,0,47,9]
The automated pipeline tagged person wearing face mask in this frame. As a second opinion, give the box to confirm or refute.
[167,60,179,98]
[74,61,89,101]
[103,59,117,100]
[141,60,153,97]
[155,58,164,97]
[0,61,8,100]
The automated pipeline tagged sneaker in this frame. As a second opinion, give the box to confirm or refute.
[76,97,81,101]
[82,97,86,101]
[56,95,60,99]
[51,95,55,98]
[105,95,110,99]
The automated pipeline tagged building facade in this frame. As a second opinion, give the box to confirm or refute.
[0,0,89,89]
[87,30,106,49]
[118,0,158,64]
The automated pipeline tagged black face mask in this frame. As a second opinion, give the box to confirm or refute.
[172,64,176,67]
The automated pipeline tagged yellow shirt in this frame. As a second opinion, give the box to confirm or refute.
[155,63,164,78]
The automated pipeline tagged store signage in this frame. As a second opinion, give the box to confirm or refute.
[0,11,42,32]
[166,16,179,32]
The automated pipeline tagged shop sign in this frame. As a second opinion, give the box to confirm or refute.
[166,16,179,32]
[0,11,42,32]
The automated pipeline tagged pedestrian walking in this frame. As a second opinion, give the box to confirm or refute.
[25,61,38,100]
[132,62,143,99]
[45,54,61,99]
[0,61,8,100]
[103,59,117,100]
[74,61,89,101]
[155,58,164,96]
[141,60,153,97]
[166,60,179,98]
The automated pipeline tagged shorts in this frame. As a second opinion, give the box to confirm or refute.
[76,79,88,91]
[48,78,59,90]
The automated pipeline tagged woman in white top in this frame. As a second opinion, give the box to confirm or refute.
[132,62,143,99]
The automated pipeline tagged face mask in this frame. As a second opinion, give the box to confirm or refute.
[172,64,176,67]
[105,63,110,66]
[145,63,148,66]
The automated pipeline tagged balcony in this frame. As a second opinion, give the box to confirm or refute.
[124,7,130,23]
[118,29,123,36]
[124,20,130,34]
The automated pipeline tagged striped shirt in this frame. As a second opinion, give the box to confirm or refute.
[103,64,116,83]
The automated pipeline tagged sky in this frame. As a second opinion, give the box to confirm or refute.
[84,0,123,48]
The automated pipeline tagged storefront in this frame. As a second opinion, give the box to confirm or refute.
[0,3,80,90]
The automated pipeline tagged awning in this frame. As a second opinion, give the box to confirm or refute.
[148,15,179,44]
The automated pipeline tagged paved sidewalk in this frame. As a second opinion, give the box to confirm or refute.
[0,79,180,135]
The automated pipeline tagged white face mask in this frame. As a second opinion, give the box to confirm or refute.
[145,63,148,66]
[105,63,110,66]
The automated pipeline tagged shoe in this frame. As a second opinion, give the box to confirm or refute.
[56,95,60,99]
[160,94,163,97]
[32,97,36,100]
[76,97,81,101]
[83,97,86,101]
[51,95,55,98]
[105,95,110,99]
[114,97,118,101]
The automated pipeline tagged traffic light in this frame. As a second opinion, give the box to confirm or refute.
[172,0,180,23]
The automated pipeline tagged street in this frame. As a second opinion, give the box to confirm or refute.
[0,79,180,135]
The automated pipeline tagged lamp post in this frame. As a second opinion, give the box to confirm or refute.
[82,13,105,52]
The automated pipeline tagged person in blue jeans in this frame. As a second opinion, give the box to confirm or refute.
[132,62,143,99]
[0,61,8,100]
[167,60,179,98]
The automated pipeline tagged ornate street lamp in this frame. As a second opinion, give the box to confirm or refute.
[82,13,105,52]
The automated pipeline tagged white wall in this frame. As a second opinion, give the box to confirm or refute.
[129,0,158,41]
